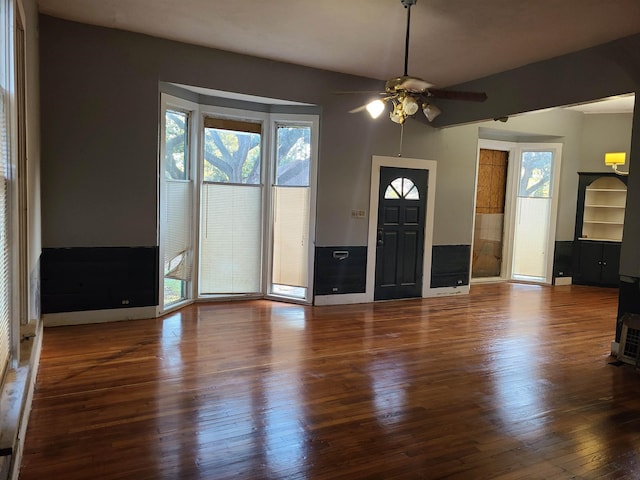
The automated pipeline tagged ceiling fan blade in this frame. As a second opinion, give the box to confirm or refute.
[349,104,369,114]
[427,89,488,102]
[333,90,386,95]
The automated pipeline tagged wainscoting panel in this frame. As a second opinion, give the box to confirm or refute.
[431,245,471,288]
[314,247,367,295]
[41,247,159,313]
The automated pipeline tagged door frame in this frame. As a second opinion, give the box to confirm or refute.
[365,156,437,302]
[472,140,518,283]
[472,140,562,286]
[510,142,563,284]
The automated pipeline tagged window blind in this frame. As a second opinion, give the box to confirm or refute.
[272,187,309,288]
[164,180,192,281]
[0,85,11,378]
[199,183,262,294]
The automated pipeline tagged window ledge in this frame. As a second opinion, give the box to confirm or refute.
[0,321,42,480]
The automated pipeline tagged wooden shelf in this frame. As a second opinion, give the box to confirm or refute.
[578,237,622,242]
[581,176,627,242]
[584,204,625,208]
[587,188,627,192]
[584,220,624,225]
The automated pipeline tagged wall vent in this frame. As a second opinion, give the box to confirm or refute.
[617,313,640,366]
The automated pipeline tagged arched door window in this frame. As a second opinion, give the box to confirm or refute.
[384,177,420,200]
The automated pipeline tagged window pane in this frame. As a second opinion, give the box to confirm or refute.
[165,110,188,180]
[405,185,419,200]
[385,177,419,199]
[275,125,310,186]
[519,151,552,198]
[204,128,261,184]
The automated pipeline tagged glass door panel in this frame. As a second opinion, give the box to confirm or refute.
[511,150,553,282]
[270,125,312,300]
[163,109,192,308]
[199,119,263,295]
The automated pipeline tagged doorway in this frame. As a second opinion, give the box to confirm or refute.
[374,167,428,300]
[366,156,437,302]
[472,148,508,281]
[511,145,562,283]
[472,141,562,285]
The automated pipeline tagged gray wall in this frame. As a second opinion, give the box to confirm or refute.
[39,15,425,249]
[579,113,633,172]
[39,16,639,277]
[433,33,640,277]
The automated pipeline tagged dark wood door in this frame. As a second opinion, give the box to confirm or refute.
[600,242,621,286]
[375,167,427,300]
[576,241,621,287]
[577,241,605,285]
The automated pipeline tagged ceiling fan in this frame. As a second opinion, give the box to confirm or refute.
[352,0,487,124]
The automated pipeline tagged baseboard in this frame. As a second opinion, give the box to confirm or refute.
[554,277,572,286]
[43,306,157,327]
[314,293,371,306]
[313,285,471,305]
[611,341,619,356]
[424,285,470,297]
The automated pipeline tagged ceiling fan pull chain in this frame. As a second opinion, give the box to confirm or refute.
[398,122,405,157]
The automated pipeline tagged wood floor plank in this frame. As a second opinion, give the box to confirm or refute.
[19,283,640,479]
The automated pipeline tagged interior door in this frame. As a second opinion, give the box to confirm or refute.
[375,167,427,300]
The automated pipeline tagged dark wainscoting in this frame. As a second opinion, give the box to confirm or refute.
[617,276,640,341]
[314,247,367,295]
[553,241,573,279]
[431,245,471,288]
[41,247,159,314]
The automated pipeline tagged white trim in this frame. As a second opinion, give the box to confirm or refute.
[366,155,437,302]
[424,285,470,297]
[511,143,563,285]
[158,93,199,314]
[314,293,369,306]
[473,140,562,286]
[472,139,518,283]
[267,113,318,305]
[43,306,157,327]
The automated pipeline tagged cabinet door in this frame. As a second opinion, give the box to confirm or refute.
[600,243,621,286]
[577,242,603,285]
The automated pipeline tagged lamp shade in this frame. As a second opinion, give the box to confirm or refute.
[605,152,626,166]
[422,103,442,122]
[365,100,386,119]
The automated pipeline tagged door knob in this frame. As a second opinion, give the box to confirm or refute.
[377,229,384,246]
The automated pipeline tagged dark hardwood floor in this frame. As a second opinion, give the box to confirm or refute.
[19,283,640,479]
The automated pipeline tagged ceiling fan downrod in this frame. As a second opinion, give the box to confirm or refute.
[401,0,417,76]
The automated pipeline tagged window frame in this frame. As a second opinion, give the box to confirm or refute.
[158,94,199,314]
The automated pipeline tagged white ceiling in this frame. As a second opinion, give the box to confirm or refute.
[37,0,640,89]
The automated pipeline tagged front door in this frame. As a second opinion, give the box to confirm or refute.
[375,167,428,300]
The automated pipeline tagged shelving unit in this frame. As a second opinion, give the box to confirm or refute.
[573,173,628,287]
[580,177,627,241]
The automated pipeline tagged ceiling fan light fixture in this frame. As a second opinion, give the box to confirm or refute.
[390,102,406,124]
[422,103,442,122]
[365,99,386,119]
[401,95,419,115]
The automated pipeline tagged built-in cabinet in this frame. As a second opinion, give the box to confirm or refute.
[573,172,627,287]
